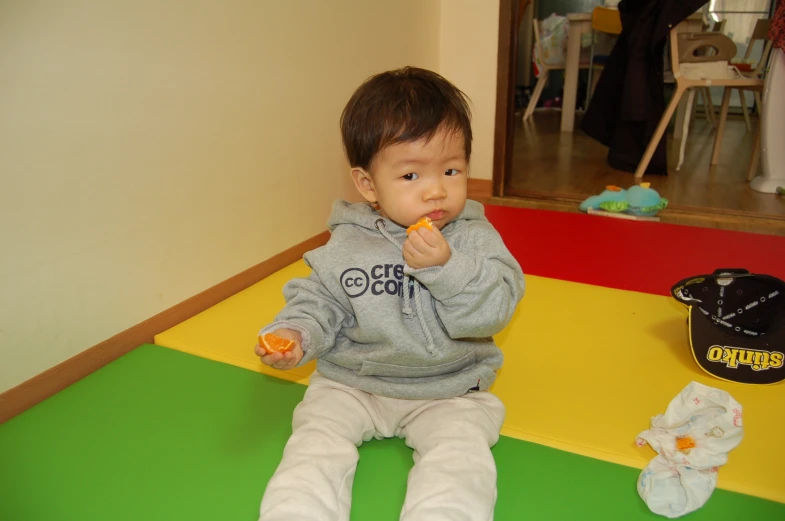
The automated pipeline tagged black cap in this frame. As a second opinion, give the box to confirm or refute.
[671,269,785,385]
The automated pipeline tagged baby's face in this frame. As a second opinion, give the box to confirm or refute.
[367,128,468,230]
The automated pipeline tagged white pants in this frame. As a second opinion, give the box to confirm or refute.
[259,372,506,521]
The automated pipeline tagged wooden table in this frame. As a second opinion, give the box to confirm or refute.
[560,11,704,133]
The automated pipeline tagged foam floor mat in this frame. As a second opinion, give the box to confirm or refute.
[154,206,785,503]
[2,345,783,521]
[154,261,785,503]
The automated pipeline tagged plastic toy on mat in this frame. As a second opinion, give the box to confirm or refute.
[579,183,668,221]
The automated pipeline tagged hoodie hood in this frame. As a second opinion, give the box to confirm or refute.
[326,199,488,235]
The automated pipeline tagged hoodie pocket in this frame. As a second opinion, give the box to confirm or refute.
[358,351,476,378]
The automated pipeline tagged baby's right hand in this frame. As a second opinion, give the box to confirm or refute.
[255,328,304,370]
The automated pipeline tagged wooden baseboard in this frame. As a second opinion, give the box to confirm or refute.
[468,178,493,201]
[0,231,330,424]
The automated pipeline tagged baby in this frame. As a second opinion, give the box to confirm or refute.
[255,66,525,521]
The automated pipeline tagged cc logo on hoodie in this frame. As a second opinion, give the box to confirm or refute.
[340,268,369,298]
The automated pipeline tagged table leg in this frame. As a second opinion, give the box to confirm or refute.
[560,20,583,133]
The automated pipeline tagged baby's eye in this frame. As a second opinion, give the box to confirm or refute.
[403,173,419,180]
[445,169,461,176]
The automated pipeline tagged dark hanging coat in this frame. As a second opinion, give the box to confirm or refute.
[580,0,708,175]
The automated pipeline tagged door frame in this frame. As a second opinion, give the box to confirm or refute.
[492,0,521,197]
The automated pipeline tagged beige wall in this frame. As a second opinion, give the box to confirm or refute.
[0,0,442,393]
[0,0,503,395]
[440,0,501,181]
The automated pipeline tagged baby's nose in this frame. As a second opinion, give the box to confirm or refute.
[424,180,447,200]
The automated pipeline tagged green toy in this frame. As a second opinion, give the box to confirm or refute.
[579,183,668,217]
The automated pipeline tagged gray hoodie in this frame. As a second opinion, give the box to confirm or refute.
[260,199,525,400]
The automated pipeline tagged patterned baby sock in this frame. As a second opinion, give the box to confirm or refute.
[635,381,744,518]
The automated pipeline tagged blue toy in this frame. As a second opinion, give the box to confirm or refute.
[579,183,668,217]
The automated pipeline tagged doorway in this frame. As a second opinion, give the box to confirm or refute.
[491,0,785,233]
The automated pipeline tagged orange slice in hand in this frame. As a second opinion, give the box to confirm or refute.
[258,333,295,355]
[406,217,433,235]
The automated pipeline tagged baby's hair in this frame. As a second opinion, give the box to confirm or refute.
[340,67,472,172]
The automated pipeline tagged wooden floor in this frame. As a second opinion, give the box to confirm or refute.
[501,111,785,235]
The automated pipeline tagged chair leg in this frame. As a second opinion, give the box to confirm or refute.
[634,84,687,179]
[711,87,733,165]
[704,87,717,127]
[747,117,762,181]
[590,66,602,97]
[523,73,548,122]
[737,88,752,131]
[692,90,700,121]
[677,89,696,171]
[754,90,763,115]
[585,37,595,111]
[674,94,688,140]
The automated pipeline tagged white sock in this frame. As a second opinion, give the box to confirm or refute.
[635,381,744,518]
[637,455,718,518]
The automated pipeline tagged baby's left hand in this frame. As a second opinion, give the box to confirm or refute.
[404,226,451,269]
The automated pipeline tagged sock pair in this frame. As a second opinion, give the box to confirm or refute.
[635,381,744,518]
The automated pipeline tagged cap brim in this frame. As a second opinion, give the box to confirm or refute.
[688,306,785,385]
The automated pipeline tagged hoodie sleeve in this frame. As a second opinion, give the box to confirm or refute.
[259,258,353,366]
[405,222,525,339]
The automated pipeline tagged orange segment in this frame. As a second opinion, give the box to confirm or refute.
[258,333,295,355]
[406,217,433,235]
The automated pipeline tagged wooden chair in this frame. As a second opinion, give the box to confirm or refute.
[668,20,725,137]
[633,28,764,179]
[523,18,590,122]
[693,19,726,126]
[731,19,773,131]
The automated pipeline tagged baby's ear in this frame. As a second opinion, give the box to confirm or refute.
[350,168,377,203]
